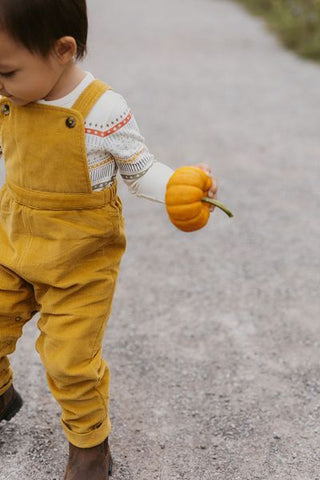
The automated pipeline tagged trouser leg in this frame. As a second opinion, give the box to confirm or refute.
[35,233,125,448]
[0,265,37,396]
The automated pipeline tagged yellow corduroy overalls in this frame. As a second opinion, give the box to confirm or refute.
[0,80,126,448]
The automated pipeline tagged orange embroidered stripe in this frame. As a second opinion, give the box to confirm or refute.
[85,112,132,138]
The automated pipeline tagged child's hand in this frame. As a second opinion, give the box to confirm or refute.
[194,163,218,212]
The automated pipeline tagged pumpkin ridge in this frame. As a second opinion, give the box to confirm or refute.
[165,184,203,205]
[173,208,210,232]
[169,204,207,222]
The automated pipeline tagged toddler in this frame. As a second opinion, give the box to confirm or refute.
[0,1,217,478]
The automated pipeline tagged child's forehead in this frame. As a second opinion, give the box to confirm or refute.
[0,29,16,45]
[0,31,25,62]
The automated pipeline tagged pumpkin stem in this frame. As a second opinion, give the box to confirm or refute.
[201,197,234,217]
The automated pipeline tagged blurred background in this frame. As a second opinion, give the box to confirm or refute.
[1,1,319,479]
[236,0,320,62]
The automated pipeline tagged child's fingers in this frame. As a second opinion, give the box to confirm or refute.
[207,175,218,213]
[195,162,212,175]
[208,175,218,196]
[195,164,218,212]
[198,166,217,194]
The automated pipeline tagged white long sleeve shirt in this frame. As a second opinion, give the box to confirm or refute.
[33,71,173,203]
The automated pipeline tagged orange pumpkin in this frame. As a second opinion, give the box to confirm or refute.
[165,166,233,232]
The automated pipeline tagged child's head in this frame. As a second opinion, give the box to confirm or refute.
[0,0,88,105]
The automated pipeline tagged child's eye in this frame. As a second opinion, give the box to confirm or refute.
[0,71,16,78]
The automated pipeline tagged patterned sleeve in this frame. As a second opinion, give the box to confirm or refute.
[103,94,155,181]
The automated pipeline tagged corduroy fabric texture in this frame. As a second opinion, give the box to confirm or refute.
[0,80,126,447]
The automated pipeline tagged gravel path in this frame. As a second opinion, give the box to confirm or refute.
[1,0,319,479]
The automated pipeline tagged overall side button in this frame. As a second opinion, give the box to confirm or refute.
[66,116,77,128]
[1,104,10,116]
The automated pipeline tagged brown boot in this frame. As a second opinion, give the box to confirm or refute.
[0,384,23,422]
[64,437,113,480]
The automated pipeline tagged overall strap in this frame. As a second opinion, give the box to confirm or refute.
[71,79,111,118]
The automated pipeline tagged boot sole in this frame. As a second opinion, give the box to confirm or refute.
[107,450,113,477]
[0,390,23,422]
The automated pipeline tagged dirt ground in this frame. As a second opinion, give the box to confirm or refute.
[1,0,319,479]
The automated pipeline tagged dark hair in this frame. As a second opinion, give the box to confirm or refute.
[0,0,88,60]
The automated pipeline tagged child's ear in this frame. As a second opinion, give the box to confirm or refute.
[53,36,77,64]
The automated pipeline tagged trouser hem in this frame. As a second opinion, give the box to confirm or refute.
[61,416,112,448]
[0,372,13,397]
